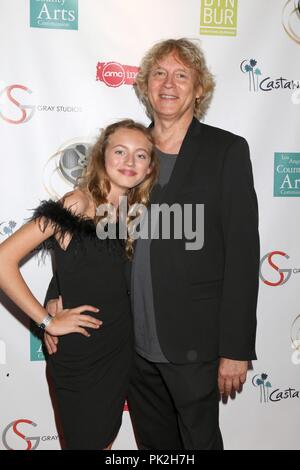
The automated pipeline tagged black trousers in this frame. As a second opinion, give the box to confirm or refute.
[127,353,223,450]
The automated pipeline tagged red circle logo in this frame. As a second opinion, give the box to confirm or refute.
[102,62,125,87]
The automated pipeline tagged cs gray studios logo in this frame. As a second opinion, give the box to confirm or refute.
[2,419,40,450]
[43,140,91,198]
[282,0,300,43]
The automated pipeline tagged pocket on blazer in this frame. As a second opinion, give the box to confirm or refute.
[189,279,223,300]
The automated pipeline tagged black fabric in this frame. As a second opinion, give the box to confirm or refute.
[128,353,223,450]
[44,274,60,306]
[31,199,96,244]
[34,200,133,449]
[31,199,123,254]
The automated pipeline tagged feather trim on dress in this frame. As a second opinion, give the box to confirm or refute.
[29,199,123,254]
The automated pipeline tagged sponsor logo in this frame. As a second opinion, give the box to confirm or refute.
[37,105,83,113]
[0,85,35,124]
[291,314,300,365]
[0,83,83,125]
[240,59,300,93]
[240,59,262,92]
[282,0,300,43]
[274,153,300,197]
[2,419,40,450]
[200,0,238,36]
[30,0,78,30]
[252,373,300,403]
[96,62,139,88]
[30,321,45,362]
[259,251,300,286]
[43,139,91,198]
[2,419,61,450]
[252,373,272,403]
[0,221,17,237]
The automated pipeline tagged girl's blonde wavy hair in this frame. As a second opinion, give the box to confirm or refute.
[77,119,158,258]
[134,38,215,121]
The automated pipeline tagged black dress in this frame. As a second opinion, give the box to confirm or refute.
[32,200,133,450]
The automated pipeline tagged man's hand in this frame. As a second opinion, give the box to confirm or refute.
[44,295,62,355]
[218,358,248,395]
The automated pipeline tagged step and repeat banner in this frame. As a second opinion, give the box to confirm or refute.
[1,0,300,450]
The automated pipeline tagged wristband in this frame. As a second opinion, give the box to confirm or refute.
[38,313,53,330]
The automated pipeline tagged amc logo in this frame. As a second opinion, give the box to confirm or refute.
[96,61,139,88]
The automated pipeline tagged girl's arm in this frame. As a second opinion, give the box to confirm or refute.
[0,213,101,336]
[0,219,56,325]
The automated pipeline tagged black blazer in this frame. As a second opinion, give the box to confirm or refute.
[148,117,259,363]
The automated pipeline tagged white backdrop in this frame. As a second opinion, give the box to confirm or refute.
[1,0,300,450]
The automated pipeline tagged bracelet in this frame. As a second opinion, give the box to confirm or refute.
[37,313,54,330]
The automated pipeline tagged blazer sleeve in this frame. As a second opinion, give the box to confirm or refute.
[219,136,259,360]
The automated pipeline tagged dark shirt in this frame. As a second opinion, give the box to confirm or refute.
[132,148,178,362]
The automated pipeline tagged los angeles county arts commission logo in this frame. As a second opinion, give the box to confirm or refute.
[282,0,300,43]
[0,84,82,125]
[30,0,78,30]
[274,153,300,197]
[259,251,300,287]
[240,59,300,93]
[200,0,238,36]
[2,419,60,450]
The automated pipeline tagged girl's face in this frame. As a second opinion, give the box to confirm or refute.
[104,128,153,193]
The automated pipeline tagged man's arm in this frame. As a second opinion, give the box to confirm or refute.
[218,136,260,393]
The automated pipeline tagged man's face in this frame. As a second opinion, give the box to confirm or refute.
[147,52,202,121]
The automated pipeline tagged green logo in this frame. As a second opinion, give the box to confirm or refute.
[30,322,45,361]
[274,153,300,197]
[30,0,78,30]
[200,0,238,36]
